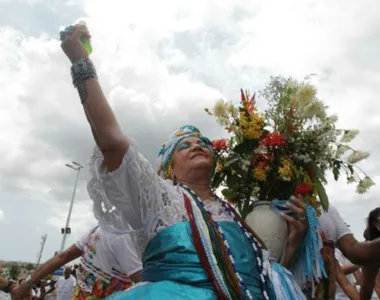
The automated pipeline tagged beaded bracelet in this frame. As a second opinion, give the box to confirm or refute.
[71,58,98,103]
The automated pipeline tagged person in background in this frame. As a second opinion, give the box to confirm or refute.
[71,226,141,299]
[54,267,76,300]
[17,279,36,300]
[360,208,380,300]
[32,280,44,299]
[11,225,141,300]
[71,265,78,280]
[335,247,360,300]
[0,261,16,295]
[41,280,57,300]
[311,204,380,299]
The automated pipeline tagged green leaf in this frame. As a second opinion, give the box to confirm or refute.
[309,161,327,183]
[315,177,329,211]
[221,188,235,199]
[204,108,213,115]
[232,142,248,154]
[347,164,354,175]
[211,172,224,189]
[332,160,341,181]
[226,173,240,188]
[333,167,339,181]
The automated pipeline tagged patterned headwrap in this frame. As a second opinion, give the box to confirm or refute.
[156,125,213,179]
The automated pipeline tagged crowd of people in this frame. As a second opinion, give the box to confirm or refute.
[1,24,380,299]
[0,265,77,300]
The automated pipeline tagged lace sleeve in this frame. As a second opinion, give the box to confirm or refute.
[87,145,162,233]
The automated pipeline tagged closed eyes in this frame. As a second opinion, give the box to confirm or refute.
[177,140,208,151]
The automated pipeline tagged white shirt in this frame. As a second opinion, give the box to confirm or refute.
[43,286,57,300]
[318,204,351,244]
[335,248,357,300]
[74,226,141,294]
[55,276,76,300]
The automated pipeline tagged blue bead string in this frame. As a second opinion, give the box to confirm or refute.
[271,200,326,286]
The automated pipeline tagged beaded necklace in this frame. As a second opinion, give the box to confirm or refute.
[181,185,273,300]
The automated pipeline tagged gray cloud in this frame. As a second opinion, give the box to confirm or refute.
[0,0,83,37]
[1,0,380,261]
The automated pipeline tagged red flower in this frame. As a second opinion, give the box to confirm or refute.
[260,132,287,147]
[256,161,268,168]
[241,89,256,115]
[295,183,312,195]
[251,152,273,165]
[211,139,228,151]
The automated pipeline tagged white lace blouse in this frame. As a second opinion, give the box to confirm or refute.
[88,145,234,256]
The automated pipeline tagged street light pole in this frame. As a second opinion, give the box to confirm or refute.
[60,161,83,253]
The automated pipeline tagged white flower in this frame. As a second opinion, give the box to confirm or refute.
[295,85,316,107]
[356,177,375,194]
[241,160,251,172]
[336,145,350,157]
[213,99,227,117]
[226,102,238,118]
[361,176,375,188]
[340,129,359,143]
[242,160,251,166]
[300,102,317,118]
[300,100,326,120]
[347,176,356,184]
[347,151,370,164]
[328,114,338,123]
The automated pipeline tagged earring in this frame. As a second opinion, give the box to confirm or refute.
[164,164,173,180]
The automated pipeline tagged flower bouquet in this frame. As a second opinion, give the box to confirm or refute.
[206,76,374,219]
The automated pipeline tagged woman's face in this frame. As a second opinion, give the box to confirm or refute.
[374,219,380,231]
[171,136,214,180]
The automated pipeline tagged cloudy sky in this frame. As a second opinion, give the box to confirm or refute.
[0,0,379,263]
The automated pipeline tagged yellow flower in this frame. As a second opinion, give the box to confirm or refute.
[278,157,292,180]
[253,166,267,181]
[216,162,224,173]
[238,111,264,139]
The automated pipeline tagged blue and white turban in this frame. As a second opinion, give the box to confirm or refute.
[156,125,213,179]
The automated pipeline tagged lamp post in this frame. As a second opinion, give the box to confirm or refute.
[60,161,83,252]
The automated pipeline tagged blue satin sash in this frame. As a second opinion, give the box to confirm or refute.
[107,221,276,299]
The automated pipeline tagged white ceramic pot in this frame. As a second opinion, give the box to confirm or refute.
[245,201,288,261]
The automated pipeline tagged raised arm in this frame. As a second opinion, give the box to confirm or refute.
[338,234,380,265]
[11,245,81,299]
[335,263,359,300]
[60,24,129,171]
[340,263,360,275]
[335,249,361,275]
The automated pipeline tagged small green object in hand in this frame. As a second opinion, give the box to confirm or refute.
[82,40,92,55]
[78,20,92,55]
